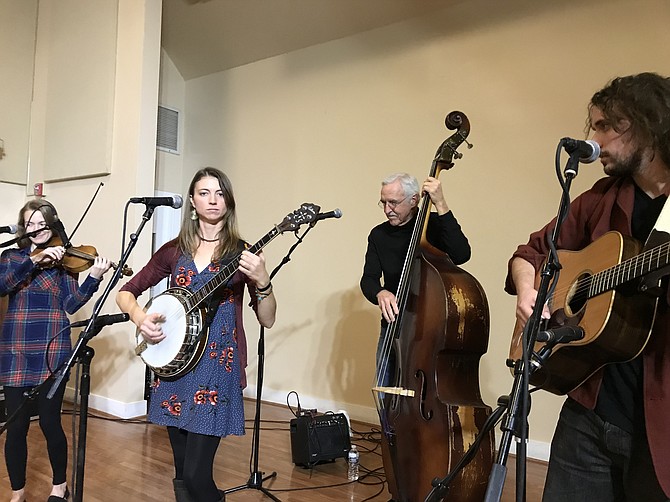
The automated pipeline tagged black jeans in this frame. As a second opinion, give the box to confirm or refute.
[543,398,668,501]
[3,379,68,490]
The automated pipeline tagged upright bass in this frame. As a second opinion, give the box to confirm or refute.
[373,112,494,501]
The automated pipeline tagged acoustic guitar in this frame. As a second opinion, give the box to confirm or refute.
[508,229,670,395]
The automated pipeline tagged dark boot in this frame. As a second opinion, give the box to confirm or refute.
[173,479,194,502]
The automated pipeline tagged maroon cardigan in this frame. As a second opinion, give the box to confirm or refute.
[505,175,670,496]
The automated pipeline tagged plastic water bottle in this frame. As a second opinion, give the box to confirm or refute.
[347,444,360,481]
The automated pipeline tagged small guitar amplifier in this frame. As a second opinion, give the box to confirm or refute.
[289,413,351,467]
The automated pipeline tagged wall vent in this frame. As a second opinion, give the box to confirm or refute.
[157,105,180,154]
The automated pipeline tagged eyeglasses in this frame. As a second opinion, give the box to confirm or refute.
[378,195,409,210]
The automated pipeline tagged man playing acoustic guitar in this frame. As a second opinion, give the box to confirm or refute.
[506,73,670,501]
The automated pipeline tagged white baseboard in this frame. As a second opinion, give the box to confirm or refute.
[507,436,551,462]
[244,385,551,462]
[244,384,380,425]
[65,388,146,419]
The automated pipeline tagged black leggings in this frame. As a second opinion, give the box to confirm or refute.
[168,426,222,502]
[3,379,68,491]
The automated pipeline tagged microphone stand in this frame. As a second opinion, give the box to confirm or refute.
[483,146,582,502]
[46,204,157,502]
[0,228,49,248]
[224,223,316,501]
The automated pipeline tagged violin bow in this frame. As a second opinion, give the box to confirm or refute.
[67,182,105,242]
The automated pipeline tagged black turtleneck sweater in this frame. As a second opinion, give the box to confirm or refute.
[359,211,471,305]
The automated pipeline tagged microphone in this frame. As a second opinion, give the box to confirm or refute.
[129,195,183,209]
[69,313,130,329]
[0,224,18,234]
[536,325,585,344]
[0,227,45,248]
[314,208,343,221]
[562,138,601,164]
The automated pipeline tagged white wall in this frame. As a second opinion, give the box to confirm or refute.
[83,0,162,416]
[156,50,186,195]
[0,0,163,418]
[28,0,118,185]
[0,0,37,186]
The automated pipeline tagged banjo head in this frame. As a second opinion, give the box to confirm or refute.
[138,292,188,368]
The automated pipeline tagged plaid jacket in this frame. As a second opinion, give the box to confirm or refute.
[0,247,102,387]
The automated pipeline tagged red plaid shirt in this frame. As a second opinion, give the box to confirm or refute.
[0,247,102,387]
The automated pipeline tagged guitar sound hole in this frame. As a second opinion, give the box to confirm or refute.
[567,273,590,314]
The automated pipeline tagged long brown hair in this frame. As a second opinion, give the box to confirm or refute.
[15,199,59,250]
[588,72,670,168]
[177,167,243,261]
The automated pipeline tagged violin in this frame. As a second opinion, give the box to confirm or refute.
[32,235,133,277]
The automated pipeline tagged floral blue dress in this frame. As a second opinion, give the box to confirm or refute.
[146,254,245,437]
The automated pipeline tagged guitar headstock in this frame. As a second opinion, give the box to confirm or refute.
[277,203,321,233]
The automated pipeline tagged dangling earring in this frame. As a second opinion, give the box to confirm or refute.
[190,208,198,221]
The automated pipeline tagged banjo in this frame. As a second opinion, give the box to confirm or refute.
[134,203,319,379]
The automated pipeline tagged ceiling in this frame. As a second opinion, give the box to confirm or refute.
[161,0,455,80]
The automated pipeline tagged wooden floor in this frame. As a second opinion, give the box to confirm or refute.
[0,399,547,501]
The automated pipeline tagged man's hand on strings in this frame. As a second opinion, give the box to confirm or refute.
[515,287,552,328]
[377,289,399,323]
[511,257,551,327]
[422,176,449,215]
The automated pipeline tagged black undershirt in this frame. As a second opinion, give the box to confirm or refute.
[594,184,667,434]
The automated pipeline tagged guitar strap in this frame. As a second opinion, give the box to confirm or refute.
[203,287,225,331]
[190,282,229,348]
[200,246,243,334]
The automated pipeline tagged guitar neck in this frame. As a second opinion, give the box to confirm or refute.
[590,241,670,298]
[185,227,281,311]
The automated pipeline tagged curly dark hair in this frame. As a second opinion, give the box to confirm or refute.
[587,72,670,168]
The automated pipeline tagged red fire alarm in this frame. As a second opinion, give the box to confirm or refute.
[34,183,43,196]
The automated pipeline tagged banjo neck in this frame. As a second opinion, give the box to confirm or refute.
[185,225,282,312]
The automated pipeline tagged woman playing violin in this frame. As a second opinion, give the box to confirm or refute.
[0,199,111,502]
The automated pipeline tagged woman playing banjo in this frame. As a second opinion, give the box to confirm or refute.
[116,167,276,502]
